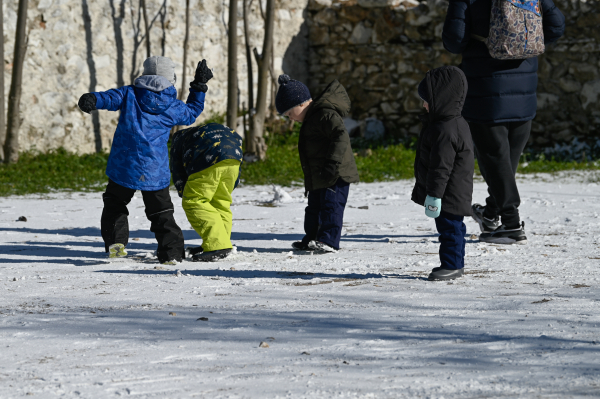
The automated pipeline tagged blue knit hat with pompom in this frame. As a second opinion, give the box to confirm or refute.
[275,74,312,115]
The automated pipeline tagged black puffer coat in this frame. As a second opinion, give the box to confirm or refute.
[411,66,474,217]
[442,0,565,124]
[298,80,360,192]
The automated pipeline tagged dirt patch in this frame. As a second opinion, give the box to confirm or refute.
[532,298,552,304]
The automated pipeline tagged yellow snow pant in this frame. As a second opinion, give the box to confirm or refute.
[182,159,241,252]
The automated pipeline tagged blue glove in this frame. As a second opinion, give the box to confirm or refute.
[424,195,441,218]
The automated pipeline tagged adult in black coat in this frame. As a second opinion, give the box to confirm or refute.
[442,0,565,244]
[412,66,474,281]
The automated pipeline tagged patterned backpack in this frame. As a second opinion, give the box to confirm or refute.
[473,0,545,60]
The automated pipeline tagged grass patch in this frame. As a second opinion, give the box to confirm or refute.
[241,125,417,185]
[240,143,417,186]
[1,131,599,196]
[0,148,109,196]
[519,159,600,174]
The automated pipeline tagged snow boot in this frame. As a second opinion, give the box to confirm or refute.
[308,241,337,253]
[479,222,527,245]
[471,203,500,233]
[428,267,464,281]
[185,246,204,259]
[191,248,232,262]
[109,243,127,258]
[292,241,310,251]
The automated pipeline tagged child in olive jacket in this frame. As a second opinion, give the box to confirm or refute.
[78,57,213,264]
[412,66,474,281]
[275,75,359,253]
[170,123,243,262]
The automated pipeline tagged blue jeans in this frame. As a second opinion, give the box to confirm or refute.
[435,210,466,270]
[302,179,350,250]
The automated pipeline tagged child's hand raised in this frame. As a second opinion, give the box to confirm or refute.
[190,59,213,92]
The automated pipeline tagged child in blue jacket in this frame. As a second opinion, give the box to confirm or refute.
[78,56,213,264]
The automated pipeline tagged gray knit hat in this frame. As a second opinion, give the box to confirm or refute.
[142,56,176,85]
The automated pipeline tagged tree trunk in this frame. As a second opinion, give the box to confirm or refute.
[226,0,238,130]
[268,47,278,121]
[0,0,5,161]
[141,0,151,58]
[178,0,190,101]
[242,0,254,146]
[4,0,28,164]
[249,0,274,161]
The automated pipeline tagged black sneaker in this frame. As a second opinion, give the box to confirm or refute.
[479,222,527,245]
[428,268,464,281]
[191,248,232,262]
[471,203,500,233]
[292,241,310,251]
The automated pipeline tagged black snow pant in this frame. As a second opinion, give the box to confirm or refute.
[301,179,350,250]
[469,120,531,229]
[101,179,184,263]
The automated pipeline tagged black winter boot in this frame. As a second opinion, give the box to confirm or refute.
[479,222,527,245]
[191,248,232,262]
[428,268,464,281]
[185,246,204,259]
[292,241,310,251]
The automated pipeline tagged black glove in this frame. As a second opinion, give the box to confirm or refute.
[321,160,339,181]
[78,93,97,114]
[190,59,213,92]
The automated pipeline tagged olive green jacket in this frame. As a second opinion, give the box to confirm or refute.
[298,80,360,192]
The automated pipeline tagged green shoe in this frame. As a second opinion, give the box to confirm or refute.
[161,259,179,266]
[109,243,128,258]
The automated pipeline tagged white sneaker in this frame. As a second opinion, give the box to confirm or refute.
[308,241,337,253]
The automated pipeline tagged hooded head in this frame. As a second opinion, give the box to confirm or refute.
[132,56,178,114]
[417,78,429,103]
[142,56,176,85]
[275,74,312,115]
[420,66,468,121]
[309,80,351,118]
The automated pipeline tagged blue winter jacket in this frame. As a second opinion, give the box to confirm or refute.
[93,75,205,191]
[442,0,565,124]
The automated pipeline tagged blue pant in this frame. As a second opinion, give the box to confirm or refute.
[435,210,466,270]
[302,179,350,250]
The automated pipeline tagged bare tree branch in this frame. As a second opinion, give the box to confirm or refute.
[227,0,238,129]
[179,0,190,101]
[243,0,255,144]
[247,0,274,161]
[140,0,151,57]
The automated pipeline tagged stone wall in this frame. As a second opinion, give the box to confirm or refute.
[2,0,308,154]
[4,0,599,155]
[305,0,600,145]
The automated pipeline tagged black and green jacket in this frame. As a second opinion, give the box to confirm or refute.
[298,80,360,192]
[170,123,243,197]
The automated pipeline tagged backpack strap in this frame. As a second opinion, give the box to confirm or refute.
[470,33,487,42]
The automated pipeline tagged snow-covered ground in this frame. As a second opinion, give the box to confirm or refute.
[1,174,599,398]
